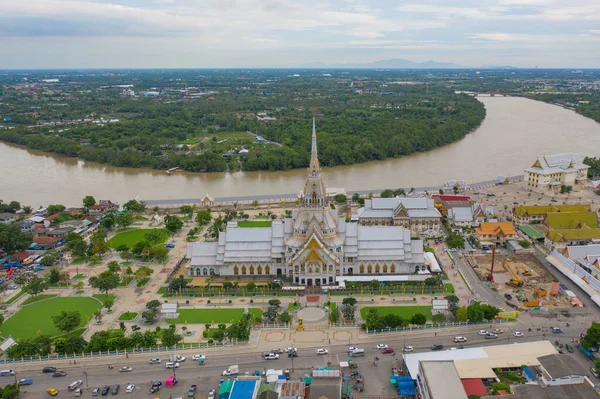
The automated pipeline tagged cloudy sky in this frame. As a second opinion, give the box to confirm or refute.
[1,0,599,68]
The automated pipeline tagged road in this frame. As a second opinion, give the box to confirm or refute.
[8,319,594,399]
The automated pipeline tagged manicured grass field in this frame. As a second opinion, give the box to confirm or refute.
[21,294,58,306]
[238,221,272,228]
[0,297,103,340]
[92,294,116,305]
[168,308,262,324]
[5,290,25,305]
[137,278,150,287]
[118,312,138,321]
[108,228,171,249]
[445,283,455,293]
[72,274,87,280]
[360,305,433,320]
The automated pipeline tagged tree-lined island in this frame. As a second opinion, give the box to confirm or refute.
[0,70,485,173]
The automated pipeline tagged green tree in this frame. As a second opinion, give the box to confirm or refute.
[89,270,119,302]
[25,276,48,297]
[83,195,96,208]
[342,297,357,307]
[0,384,20,398]
[142,310,157,323]
[410,313,427,325]
[268,299,281,308]
[107,261,120,273]
[47,204,66,215]
[51,310,82,336]
[71,240,87,257]
[481,304,500,320]
[582,322,600,349]
[115,211,133,228]
[161,328,182,347]
[329,306,341,323]
[196,209,212,225]
[134,266,154,281]
[168,275,188,291]
[90,233,109,256]
[456,306,468,322]
[48,267,60,284]
[0,223,33,254]
[466,302,485,323]
[100,216,115,230]
[278,311,291,324]
[180,205,194,218]
[518,239,531,248]
[124,199,146,213]
[369,279,380,291]
[53,336,87,354]
[432,313,446,324]
[446,233,465,249]
[144,229,164,245]
[120,250,132,261]
[245,282,256,291]
[164,215,183,232]
[104,296,115,312]
[334,194,347,203]
[352,193,360,203]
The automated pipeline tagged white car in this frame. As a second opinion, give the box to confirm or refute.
[513,331,524,337]
[165,362,180,369]
[126,384,135,393]
[376,344,388,350]
[316,348,329,355]
[175,355,186,362]
[119,366,132,372]
[263,353,280,360]
[347,346,358,353]
[208,389,216,399]
[284,347,297,353]
[148,358,161,364]
[492,329,505,334]
[478,330,488,336]
[192,355,205,361]
[453,336,467,343]
[402,346,414,353]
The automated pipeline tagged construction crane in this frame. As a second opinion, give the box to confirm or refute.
[504,259,523,288]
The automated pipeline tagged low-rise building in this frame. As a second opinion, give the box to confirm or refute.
[431,299,449,315]
[357,197,442,235]
[447,207,474,228]
[417,360,467,399]
[513,205,591,225]
[87,200,119,216]
[524,153,590,191]
[31,236,61,250]
[543,211,600,250]
[537,354,587,387]
[0,213,15,224]
[475,222,517,246]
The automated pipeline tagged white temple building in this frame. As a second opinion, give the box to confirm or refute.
[524,153,589,191]
[187,119,425,286]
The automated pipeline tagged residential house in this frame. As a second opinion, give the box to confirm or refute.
[512,205,591,225]
[20,220,35,232]
[524,153,590,192]
[537,354,587,387]
[87,200,118,216]
[543,211,600,251]
[28,216,50,228]
[34,207,48,217]
[0,213,15,224]
[31,236,61,250]
[475,222,517,246]
[46,226,76,239]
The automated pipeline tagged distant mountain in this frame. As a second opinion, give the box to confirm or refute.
[300,58,462,69]
[480,65,519,69]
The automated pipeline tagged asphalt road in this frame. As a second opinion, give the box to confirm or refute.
[8,321,592,399]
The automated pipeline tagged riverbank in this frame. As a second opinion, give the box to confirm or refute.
[2,96,600,207]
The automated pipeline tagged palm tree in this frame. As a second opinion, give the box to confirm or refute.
[58,271,70,286]
[93,310,102,323]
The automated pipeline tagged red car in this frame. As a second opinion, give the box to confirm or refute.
[382,348,395,355]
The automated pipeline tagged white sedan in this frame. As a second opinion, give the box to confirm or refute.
[478,330,488,336]
[285,347,297,353]
[192,355,205,361]
[126,384,135,393]
[119,366,132,372]
[376,344,388,350]
[316,348,329,355]
[453,336,467,343]
[346,346,358,353]
[513,331,524,337]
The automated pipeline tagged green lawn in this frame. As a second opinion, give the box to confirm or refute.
[117,277,134,287]
[0,297,103,340]
[238,220,272,228]
[445,283,455,293]
[21,294,58,306]
[5,290,25,305]
[92,294,116,305]
[71,257,88,265]
[108,228,171,249]
[288,302,301,311]
[118,312,138,321]
[360,306,433,320]
[168,308,262,324]
[72,274,87,280]
[137,278,150,287]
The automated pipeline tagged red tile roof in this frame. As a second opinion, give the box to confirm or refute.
[461,379,488,396]
[32,236,60,244]
[432,195,471,201]
[45,213,61,221]
[12,251,30,262]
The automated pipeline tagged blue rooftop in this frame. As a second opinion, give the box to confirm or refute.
[230,380,257,399]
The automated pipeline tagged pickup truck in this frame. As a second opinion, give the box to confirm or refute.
[222,365,239,376]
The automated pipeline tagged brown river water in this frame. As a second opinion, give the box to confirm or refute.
[1,96,600,207]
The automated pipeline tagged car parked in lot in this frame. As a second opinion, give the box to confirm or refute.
[188,384,197,397]
[376,344,388,350]
[126,384,135,393]
[316,348,328,355]
[101,386,110,396]
[92,388,100,396]
[454,336,467,342]
[111,384,120,395]
[566,344,574,353]
[47,388,58,396]
[431,344,444,351]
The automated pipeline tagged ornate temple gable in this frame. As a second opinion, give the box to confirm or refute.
[288,234,340,265]
[393,203,409,218]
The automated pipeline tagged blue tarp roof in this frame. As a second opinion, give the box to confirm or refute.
[392,376,415,396]
[230,380,257,399]
[522,366,535,380]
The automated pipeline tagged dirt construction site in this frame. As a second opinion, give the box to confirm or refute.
[466,253,578,309]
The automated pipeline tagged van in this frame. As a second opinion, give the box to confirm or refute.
[0,370,14,376]
[350,349,365,357]
[68,380,83,391]
[18,378,33,386]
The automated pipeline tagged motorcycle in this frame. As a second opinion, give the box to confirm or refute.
[528,328,532,332]
[108,365,113,370]
[566,323,570,327]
